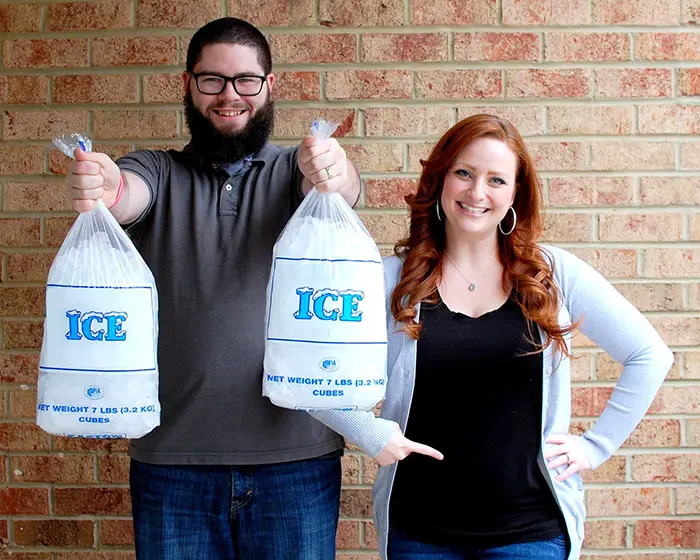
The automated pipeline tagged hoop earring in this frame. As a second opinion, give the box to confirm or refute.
[435,200,442,222]
[498,206,516,235]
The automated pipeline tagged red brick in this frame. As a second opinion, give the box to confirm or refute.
[273,109,358,139]
[0,76,49,105]
[416,70,502,99]
[581,455,625,483]
[529,142,586,171]
[228,0,313,26]
[650,383,700,413]
[613,283,684,313]
[98,455,130,484]
[341,454,360,484]
[3,320,43,350]
[6,384,34,417]
[631,454,700,482]
[0,146,44,175]
[54,554,136,560]
[548,106,632,135]
[336,519,360,548]
[682,142,700,169]
[411,0,496,24]
[270,34,355,64]
[99,519,134,547]
[679,68,700,96]
[570,249,638,278]
[599,213,683,242]
[327,71,412,101]
[639,105,700,134]
[0,422,49,451]
[542,213,591,242]
[143,73,184,104]
[641,177,700,206]
[0,218,41,247]
[361,214,409,245]
[583,520,626,548]
[677,487,700,514]
[365,179,417,208]
[53,436,130,453]
[3,181,71,213]
[3,110,88,141]
[586,488,670,517]
[503,0,588,24]
[0,4,41,31]
[274,72,320,102]
[92,37,178,67]
[340,488,373,517]
[685,351,700,378]
[506,69,590,98]
[571,386,614,417]
[0,286,44,316]
[55,487,131,516]
[592,0,680,24]
[362,33,448,62]
[320,0,403,26]
[45,217,77,247]
[13,519,94,547]
[343,144,403,173]
[6,252,56,282]
[47,1,130,30]
[623,419,681,448]
[457,106,543,136]
[364,107,451,137]
[590,141,674,171]
[0,353,39,384]
[636,33,700,61]
[94,110,178,139]
[0,488,48,515]
[363,456,379,484]
[633,520,700,548]
[54,75,138,105]
[549,177,632,207]
[571,352,593,382]
[545,32,630,62]
[643,249,700,278]
[455,32,539,62]
[595,69,672,98]
[11,455,94,484]
[404,141,432,172]
[3,39,89,69]
[137,0,218,27]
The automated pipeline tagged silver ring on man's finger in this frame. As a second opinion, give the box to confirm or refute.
[325,166,333,180]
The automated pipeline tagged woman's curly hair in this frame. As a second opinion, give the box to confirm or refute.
[391,114,576,356]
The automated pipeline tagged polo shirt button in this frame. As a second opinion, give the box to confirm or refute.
[212,163,217,169]
[225,184,232,191]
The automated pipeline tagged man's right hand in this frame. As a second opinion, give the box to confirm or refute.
[374,423,444,467]
[66,148,122,213]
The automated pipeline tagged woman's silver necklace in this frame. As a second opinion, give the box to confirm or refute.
[445,252,497,292]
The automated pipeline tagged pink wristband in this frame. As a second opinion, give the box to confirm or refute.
[108,173,125,210]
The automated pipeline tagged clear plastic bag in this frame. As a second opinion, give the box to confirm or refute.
[36,135,160,438]
[263,120,387,411]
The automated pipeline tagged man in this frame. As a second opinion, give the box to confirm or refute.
[65,17,361,559]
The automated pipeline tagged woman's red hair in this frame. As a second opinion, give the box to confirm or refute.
[391,114,576,356]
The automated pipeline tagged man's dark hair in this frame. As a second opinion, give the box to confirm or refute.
[186,17,272,74]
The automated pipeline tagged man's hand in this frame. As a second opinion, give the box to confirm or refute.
[374,423,444,467]
[298,135,349,193]
[66,149,122,213]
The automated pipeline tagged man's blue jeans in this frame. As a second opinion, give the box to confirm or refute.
[388,525,569,560]
[129,453,341,559]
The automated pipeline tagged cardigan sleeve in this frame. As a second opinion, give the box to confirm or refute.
[547,246,674,469]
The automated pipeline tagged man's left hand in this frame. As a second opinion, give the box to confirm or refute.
[298,135,348,193]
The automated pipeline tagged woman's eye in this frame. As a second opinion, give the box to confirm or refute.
[491,177,506,186]
[456,169,472,178]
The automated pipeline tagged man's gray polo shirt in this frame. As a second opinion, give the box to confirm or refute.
[117,143,343,465]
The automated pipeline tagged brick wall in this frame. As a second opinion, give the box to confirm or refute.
[1,0,699,557]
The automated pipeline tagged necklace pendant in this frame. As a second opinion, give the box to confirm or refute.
[468,283,476,292]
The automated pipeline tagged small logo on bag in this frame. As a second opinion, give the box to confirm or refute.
[85,386,104,400]
[320,358,338,372]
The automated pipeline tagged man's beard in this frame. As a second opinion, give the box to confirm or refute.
[184,92,274,163]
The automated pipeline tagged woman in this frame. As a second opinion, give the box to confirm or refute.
[311,114,672,559]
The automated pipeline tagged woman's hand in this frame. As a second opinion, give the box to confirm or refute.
[545,433,592,482]
[374,423,444,467]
